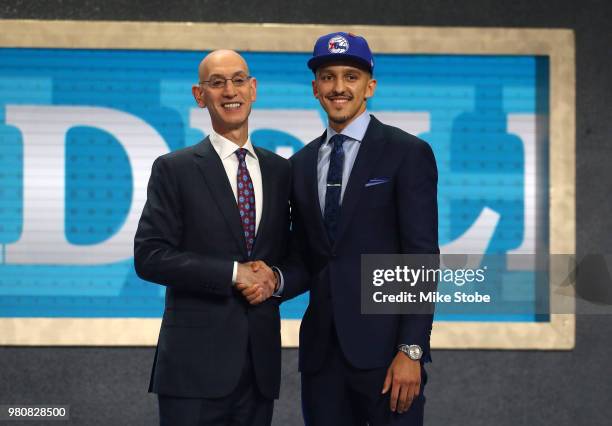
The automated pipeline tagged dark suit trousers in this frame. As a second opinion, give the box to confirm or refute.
[158,352,273,426]
[301,331,426,426]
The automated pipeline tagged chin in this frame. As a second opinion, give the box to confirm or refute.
[221,113,247,124]
[330,114,349,124]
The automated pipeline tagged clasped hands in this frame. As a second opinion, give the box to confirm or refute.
[235,261,278,305]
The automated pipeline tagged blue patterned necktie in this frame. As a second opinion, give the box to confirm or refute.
[235,148,256,255]
[323,134,348,245]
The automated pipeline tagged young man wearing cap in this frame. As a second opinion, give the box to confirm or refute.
[280,33,439,425]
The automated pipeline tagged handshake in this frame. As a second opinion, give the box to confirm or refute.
[235,261,279,305]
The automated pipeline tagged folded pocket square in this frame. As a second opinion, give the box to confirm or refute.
[365,178,390,187]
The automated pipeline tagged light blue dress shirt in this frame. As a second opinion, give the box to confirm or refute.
[277,111,371,296]
[317,110,371,214]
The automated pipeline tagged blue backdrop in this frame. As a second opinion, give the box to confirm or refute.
[0,48,549,320]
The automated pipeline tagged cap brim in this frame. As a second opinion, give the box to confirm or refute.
[307,54,372,73]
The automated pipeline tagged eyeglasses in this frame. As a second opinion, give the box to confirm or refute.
[199,75,253,89]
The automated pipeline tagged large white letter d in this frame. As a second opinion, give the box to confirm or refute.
[4,105,168,265]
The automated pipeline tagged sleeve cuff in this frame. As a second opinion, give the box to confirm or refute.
[231,261,238,285]
[272,266,284,297]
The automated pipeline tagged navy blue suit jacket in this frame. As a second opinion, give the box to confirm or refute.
[282,115,439,374]
[134,138,291,399]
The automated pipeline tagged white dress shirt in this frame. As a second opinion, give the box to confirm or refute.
[209,130,263,283]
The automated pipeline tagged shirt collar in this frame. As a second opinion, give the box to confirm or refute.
[209,130,258,161]
[325,110,371,145]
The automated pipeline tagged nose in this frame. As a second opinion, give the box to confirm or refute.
[222,80,238,97]
[331,77,346,94]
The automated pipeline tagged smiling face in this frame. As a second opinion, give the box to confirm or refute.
[192,50,256,142]
[312,62,376,132]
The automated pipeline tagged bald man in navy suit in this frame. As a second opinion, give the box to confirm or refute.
[135,50,290,426]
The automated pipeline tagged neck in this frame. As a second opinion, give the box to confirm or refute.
[329,121,347,133]
[213,125,249,147]
[328,106,366,133]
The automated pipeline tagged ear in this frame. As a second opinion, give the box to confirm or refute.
[192,85,206,108]
[249,77,257,102]
[364,78,377,100]
[312,79,319,99]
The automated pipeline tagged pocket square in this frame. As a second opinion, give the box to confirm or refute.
[365,177,390,187]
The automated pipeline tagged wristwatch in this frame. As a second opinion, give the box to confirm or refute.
[398,344,422,361]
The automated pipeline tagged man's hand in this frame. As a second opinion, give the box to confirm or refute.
[381,352,421,413]
[235,261,277,305]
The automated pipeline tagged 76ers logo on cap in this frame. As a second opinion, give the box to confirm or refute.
[328,35,349,54]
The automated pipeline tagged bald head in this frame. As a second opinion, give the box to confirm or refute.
[192,49,256,144]
[198,49,250,82]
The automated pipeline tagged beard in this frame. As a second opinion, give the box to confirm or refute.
[329,113,350,124]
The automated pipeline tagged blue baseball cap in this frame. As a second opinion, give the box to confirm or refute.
[307,32,374,73]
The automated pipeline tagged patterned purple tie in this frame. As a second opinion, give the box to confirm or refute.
[235,148,256,255]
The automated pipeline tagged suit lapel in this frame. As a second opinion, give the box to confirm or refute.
[251,147,272,257]
[334,117,387,247]
[193,138,248,258]
[303,132,333,250]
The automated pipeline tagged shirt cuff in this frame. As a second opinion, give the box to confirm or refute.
[231,261,238,285]
[272,266,284,297]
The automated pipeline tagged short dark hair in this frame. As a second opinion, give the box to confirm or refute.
[313,59,374,77]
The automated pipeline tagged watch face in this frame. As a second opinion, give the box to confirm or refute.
[408,345,422,360]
